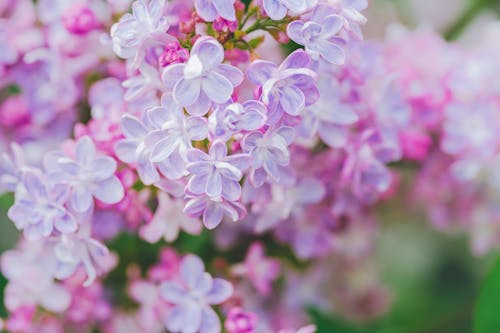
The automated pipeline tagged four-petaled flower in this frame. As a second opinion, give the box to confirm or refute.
[110,0,173,69]
[241,126,295,187]
[162,37,244,116]
[160,254,233,333]
[140,192,202,243]
[184,194,247,229]
[247,50,319,123]
[208,100,267,141]
[287,5,346,65]
[263,0,314,20]
[45,136,124,213]
[146,95,208,179]
[7,170,76,240]
[195,0,236,22]
[187,141,251,201]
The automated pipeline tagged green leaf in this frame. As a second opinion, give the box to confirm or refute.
[474,257,500,333]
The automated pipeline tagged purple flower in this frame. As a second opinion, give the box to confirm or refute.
[110,0,173,69]
[7,170,76,240]
[53,233,116,287]
[287,6,346,65]
[115,114,159,185]
[247,50,319,123]
[262,0,313,20]
[194,0,236,22]
[45,136,124,213]
[232,242,280,295]
[241,126,295,187]
[0,143,25,194]
[184,194,247,229]
[187,141,251,201]
[251,178,326,233]
[160,255,233,333]
[298,78,358,147]
[162,37,244,116]
[333,0,368,40]
[140,192,202,243]
[208,101,267,140]
[1,243,71,313]
[146,95,208,179]
[224,307,257,333]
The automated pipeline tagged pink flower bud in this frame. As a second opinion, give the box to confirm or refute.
[62,3,99,35]
[224,308,258,333]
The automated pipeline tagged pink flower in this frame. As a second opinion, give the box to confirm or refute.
[224,307,258,333]
[232,242,280,295]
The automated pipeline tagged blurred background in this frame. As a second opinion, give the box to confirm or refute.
[1,0,500,332]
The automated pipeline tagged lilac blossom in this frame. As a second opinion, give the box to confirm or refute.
[224,308,258,333]
[287,6,346,65]
[140,192,202,243]
[241,126,295,187]
[184,194,247,229]
[110,0,173,69]
[0,143,26,194]
[250,178,326,233]
[162,37,244,116]
[45,136,124,213]
[160,255,233,333]
[232,242,280,295]
[298,78,358,147]
[115,114,159,185]
[262,0,313,20]
[330,0,368,40]
[186,141,251,201]
[194,0,236,22]
[1,242,71,313]
[247,50,319,123]
[208,101,267,140]
[7,170,76,240]
[53,232,117,287]
[146,94,208,179]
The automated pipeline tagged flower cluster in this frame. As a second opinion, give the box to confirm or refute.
[1,0,500,332]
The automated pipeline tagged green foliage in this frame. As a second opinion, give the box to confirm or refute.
[474,258,500,333]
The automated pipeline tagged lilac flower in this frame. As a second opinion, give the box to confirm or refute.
[247,50,319,123]
[332,0,368,40]
[184,194,247,229]
[342,137,393,203]
[1,243,71,313]
[53,233,116,287]
[110,0,173,69]
[241,126,295,187]
[298,78,358,147]
[194,0,236,22]
[115,114,159,185]
[262,0,313,20]
[208,101,267,140]
[232,242,280,295]
[252,178,326,232]
[140,192,202,243]
[224,308,257,333]
[0,143,26,194]
[287,6,346,65]
[146,94,208,179]
[186,141,251,201]
[7,170,76,240]
[160,255,233,333]
[162,37,244,116]
[45,136,124,213]
[123,63,166,102]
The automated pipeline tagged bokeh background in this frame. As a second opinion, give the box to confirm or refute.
[1,0,500,332]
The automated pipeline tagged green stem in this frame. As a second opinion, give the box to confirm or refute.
[444,0,490,40]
